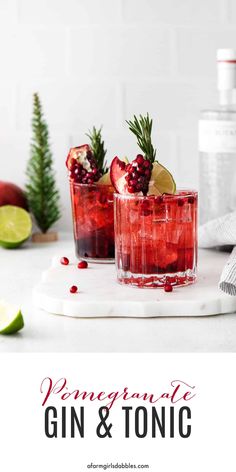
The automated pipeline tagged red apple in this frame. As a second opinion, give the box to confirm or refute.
[0,181,28,210]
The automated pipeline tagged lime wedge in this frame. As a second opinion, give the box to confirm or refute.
[97,171,112,185]
[148,162,176,196]
[0,301,24,334]
[0,205,32,248]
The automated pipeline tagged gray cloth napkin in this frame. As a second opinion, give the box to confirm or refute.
[199,211,236,296]
[219,247,236,296]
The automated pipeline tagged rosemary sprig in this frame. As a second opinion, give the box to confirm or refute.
[126,113,157,163]
[86,126,108,174]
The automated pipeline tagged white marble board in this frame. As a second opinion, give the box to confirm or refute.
[33,249,236,318]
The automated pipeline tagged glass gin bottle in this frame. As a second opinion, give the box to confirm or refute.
[199,49,236,225]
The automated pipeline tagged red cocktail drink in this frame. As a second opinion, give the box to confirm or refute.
[70,180,114,262]
[114,190,198,287]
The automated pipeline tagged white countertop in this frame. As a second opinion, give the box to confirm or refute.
[0,232,236,352]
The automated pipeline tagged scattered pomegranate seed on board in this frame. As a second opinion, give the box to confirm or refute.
[78,261,88,269]
[70,285,78,293]
[164,284,173,293]
[60,257,69,265]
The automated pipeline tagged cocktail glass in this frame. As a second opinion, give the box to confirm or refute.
[114,190,198,287]
[69,180,115,262]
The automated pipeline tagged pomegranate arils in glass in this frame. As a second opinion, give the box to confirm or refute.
[164,283,173,293]
[78,260,88,269]
[155,195,164,204]
[141,200,150,210]
[70,285,78,293]
[60,256,69,265]
[188,196,195,204]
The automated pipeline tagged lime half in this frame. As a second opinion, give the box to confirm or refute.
[0,301,24,335]
[148,162,176,196]
[0,205,32,248]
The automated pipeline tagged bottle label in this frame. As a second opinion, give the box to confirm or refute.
[199,120,236,153]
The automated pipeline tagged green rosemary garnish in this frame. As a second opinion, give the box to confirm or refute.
[86,126,108,174]
[126,113,157,163]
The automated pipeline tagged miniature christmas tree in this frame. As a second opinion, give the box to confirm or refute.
[26,93,60,241]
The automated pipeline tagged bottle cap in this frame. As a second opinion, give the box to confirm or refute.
[217,48,236,90]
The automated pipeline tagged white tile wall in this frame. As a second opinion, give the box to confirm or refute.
[0,0,234,229]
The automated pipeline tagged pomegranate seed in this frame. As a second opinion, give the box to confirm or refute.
[143,160,151,168]
[138,176,145,183]
[141,200,150,210]
[60,257,69,265]
[136,166,143,174]
[99,194,107,204]
[70,285,78,293]
[128,185,135,193]
[78,260,88,269]
[188,196,195,204]
[164,283,173,293]
[155,196,164,204]
[120,161,126,170]
[136,154,144,164]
